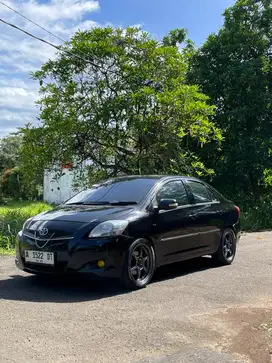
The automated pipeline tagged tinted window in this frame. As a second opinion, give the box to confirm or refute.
[65,178,157,205]
[208,185,224,202]
[186,181,211,203]
[156,181,188,206]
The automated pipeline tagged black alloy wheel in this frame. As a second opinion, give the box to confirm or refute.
[122,239,155,289]
[212,228,237,265]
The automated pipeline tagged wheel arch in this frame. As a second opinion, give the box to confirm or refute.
[121,235,156,289]
[130,235,159,267]
[223,224,239,238]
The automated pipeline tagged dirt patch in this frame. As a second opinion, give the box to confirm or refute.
[183,305,272,363]
[227,308,272,363]
[206,307,272,363]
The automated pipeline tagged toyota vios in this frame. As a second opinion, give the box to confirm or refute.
[16,176,241,289]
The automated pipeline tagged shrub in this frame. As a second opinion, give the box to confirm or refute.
[241,199,272,232]
[0,201,51,251]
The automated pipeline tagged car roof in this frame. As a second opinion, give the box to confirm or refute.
[107,175,202,183]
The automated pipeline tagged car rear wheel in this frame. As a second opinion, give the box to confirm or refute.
[121,238,156,290]
[212,228,237,265]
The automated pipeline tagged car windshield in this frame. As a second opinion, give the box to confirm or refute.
[65,177,158,205]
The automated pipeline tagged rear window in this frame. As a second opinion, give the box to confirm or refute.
[186,180,212,204]
[208,185,226,202]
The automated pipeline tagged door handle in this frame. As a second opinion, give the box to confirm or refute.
[189,214,197,220]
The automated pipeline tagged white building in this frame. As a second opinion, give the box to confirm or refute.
[43,162,89,204]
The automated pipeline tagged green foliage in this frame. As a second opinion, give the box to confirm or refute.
[0,167,42,200]
[0,134,42,200]
[163,28,187,46]
[188,0,272,200]
[0,134,22,171]
[20,26,222,182]
[241,199,272,232]
[0,201,51,253]
[1,168,22,198]
[264,168,272,187]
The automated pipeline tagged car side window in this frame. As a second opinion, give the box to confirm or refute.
[186,181,212,204]
[207,188,220,202]
[156,181,189,206]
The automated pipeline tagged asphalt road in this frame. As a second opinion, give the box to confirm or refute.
[0,232,271,363]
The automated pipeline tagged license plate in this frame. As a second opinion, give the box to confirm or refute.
[25,250,54,265]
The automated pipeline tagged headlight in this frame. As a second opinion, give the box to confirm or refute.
[88,220,128,238]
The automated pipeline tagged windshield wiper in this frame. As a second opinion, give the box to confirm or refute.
[82,202,110,205]
[78,201,137,206]
[65,202,84,205]
[109,201,137,205]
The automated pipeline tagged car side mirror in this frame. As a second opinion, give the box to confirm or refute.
[157,199,178,211]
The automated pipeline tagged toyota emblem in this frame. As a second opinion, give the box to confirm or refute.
[38,227,49,236]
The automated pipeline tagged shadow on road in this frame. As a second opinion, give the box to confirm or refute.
[0,257,218,303]
[154,256,218,283]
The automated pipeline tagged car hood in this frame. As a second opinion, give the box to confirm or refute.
[32,204,135,223]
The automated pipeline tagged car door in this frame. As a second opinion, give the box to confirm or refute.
[184,179,222,253]
[152,179,201,264]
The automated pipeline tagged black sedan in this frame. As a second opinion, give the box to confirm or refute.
[15,176,241,289]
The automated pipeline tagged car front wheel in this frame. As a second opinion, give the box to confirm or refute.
[121,238,156,290]
[212,228,237,265]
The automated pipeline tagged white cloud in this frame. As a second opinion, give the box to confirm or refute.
[0,109,35,123]
[52,20,99,36]
[0,127,20,137]
[0,108,38,137]
[0,77,37,89]
[0,0,101,137]
[1,0,100,23]
[0,87,38,108]
[22,0,99,23]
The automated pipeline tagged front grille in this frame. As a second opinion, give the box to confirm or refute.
[23,231,73,249]
[24,230,74,240]
[25,220,84,241]
[22,220,82,249]
[23,231,73,242]
[22,235,72,251]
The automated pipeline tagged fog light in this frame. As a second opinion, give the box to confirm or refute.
[97,260,105,268]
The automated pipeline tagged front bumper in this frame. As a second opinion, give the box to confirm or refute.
[15,231,127,278]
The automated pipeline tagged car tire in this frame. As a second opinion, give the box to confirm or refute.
[212,228,237,265]
[121,238,156,290]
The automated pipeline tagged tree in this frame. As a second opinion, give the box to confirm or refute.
[0,168,22,198]
[21,27,222,183]
[0,135,22,171]
[188,0,272,199]
[0,134,42,200]
[0,135,23,200]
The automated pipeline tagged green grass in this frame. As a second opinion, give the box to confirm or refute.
[0,247,16,255]
[0,200,52,254]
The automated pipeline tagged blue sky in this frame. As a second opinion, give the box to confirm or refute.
[93,0,235,45]
[0,0,235,137]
